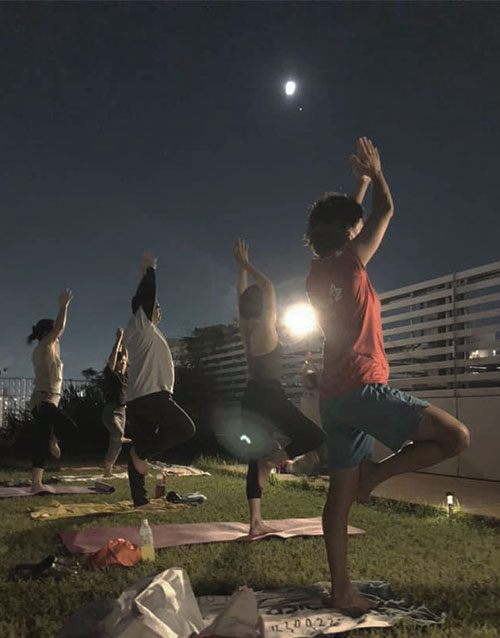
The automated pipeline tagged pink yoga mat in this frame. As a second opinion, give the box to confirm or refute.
[61,518,365,554]
[0,484,113,498]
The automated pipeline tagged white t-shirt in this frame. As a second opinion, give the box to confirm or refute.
[124,307,175,402]
[30,335,63,407]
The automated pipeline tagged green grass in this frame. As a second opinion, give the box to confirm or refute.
[1,460,500,637]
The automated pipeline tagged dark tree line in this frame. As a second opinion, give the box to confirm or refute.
[0,323,240,464]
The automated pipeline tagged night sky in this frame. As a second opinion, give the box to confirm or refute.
[1,2,499,378]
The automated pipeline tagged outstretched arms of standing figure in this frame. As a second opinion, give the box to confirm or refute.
[349,152,371,205]
[235,241,248,297]
[108,328,124,371]
[51,289,74,341]
[233,239,277,319]
[131,252,157,320]
[349,137,394,266]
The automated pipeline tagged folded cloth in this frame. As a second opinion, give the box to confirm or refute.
[29,498,187,521]
[151,463,211,477]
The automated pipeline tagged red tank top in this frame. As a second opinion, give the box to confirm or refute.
[306,248,389,399]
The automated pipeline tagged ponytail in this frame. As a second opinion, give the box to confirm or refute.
[27,319,54,345]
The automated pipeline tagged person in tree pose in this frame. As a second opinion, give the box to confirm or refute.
[233,239,325,536]
[123,252,196,509]
[101,328,130,478]
[306,137,470,613]
[27,289,77,493]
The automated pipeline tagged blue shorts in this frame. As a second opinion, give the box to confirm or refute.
[320,384,429,470]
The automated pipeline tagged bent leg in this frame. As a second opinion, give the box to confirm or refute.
[358,403,470,501]
[103,409,125,467]
[275,395,325,460]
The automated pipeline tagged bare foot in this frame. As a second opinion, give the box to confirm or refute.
[356,457,378,503]
[257,449,288,490]
[248,521,280,538]
[49,436,61,459]
[31,484,48,494]
[121,437,132,444]
[130,447,150,475]
[327,589,379,616]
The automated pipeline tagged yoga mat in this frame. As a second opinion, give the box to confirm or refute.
[61,517,365,554]
[0,483,114,498]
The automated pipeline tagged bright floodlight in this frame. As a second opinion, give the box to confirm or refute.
[284,303,316,337]
[285,80,296,96]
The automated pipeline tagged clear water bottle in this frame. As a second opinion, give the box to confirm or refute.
[139,518,155,562]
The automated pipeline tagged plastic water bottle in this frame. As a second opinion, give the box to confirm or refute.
[139,519,155,562]
[155,473,166,498]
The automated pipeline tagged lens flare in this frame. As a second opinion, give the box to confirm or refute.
[284,303,316,337]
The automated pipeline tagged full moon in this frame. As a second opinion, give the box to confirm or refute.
[285,80,296,96]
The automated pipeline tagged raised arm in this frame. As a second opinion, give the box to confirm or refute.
[235,243,248,297]
[131,252,157,320]
[349,154,371,205]
[51,289,73,341]
[108,328,124,371]
[349,137,394,266]
[233,239,276,318]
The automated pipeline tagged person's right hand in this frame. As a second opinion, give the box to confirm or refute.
[233,239,249,267]
[142,252,157,271]
[58,289,74,307]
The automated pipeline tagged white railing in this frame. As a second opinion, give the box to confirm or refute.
[0,378,88,428]
[198,260,500,403]
[381,259,500,393]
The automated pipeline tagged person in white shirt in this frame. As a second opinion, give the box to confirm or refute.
[27,289,77,492]
[123,252,196,508]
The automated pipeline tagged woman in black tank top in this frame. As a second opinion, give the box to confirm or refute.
[233,240,324,537]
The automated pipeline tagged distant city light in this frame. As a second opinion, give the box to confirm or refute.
[285,80,296,96]
[284,303,316,338]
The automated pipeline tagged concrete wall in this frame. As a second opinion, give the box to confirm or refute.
[373,393,500,481]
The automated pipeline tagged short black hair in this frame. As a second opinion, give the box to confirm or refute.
[305,193,363,257]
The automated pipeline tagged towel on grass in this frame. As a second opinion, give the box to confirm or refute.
[29,498,187,520]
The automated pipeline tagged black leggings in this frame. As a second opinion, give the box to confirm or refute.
[242,379,325,500]
[31,402,78,468]
[126,391,196,507]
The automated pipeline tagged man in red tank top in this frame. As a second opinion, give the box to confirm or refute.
[305,137,470,615]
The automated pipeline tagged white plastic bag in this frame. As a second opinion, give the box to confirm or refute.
[101,567,205,638]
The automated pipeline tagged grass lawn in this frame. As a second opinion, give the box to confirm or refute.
[0,459,499,637]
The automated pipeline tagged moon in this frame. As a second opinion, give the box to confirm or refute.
[285,80,296,96]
